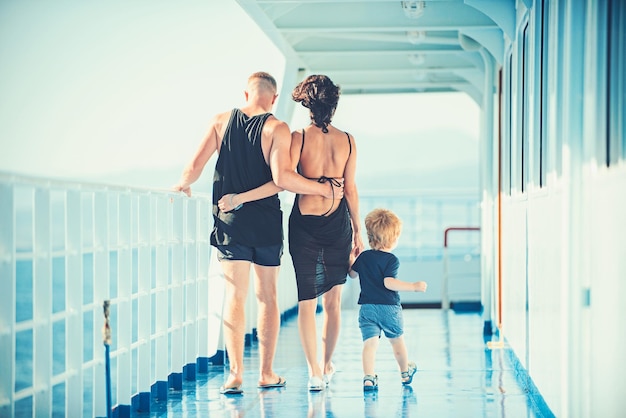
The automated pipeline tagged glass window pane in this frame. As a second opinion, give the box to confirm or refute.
[16,260,33,322]
[15,329,33,392]
[52,256,65,314]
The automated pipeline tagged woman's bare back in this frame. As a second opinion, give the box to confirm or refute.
[292,124,352,216]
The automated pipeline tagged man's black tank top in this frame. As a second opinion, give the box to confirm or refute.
[210,109,283,247]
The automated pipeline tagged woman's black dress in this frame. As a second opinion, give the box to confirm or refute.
[288,196,352,301]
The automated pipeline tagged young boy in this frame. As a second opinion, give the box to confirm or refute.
[349,208,427,391]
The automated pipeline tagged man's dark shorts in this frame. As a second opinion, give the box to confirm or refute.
[215,243,283,267]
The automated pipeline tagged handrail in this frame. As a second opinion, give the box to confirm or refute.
[442,227,480,310]
[0,174,218,417]
[444,227,480,248]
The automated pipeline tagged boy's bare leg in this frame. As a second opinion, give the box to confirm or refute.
[362,336,379,386]
[388,335,409,374]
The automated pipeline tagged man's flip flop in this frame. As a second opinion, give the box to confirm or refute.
[220,385,243,395]
[257,376,286,389]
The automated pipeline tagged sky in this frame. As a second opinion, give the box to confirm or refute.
[0,1,479,195]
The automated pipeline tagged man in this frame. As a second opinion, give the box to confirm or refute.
[174,72,341,394]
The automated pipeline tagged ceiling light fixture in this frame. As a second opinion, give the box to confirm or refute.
[408,53,425,66]
[401,1,426,19]
[406,30,427,44]
[412,71,428,81]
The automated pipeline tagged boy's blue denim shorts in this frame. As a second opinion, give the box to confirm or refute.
[358,304,404,341]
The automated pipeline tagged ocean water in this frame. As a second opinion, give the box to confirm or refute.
[14,250,142,417]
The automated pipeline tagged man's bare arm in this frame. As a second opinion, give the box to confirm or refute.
[218,181,284,212]
[174,114,221,196]
[269,120,342,199]
[342,133,364,256]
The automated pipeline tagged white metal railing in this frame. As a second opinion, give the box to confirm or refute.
[0,172,481,416]
[0,173,225,417]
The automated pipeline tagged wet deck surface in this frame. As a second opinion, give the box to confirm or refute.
[138,308,549,417]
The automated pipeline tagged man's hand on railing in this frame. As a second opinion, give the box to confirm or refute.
[173,184,192,197]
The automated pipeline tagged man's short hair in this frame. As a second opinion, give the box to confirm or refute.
[248,72,277,95]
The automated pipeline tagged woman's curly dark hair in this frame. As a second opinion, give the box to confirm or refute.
[292,75,340,133]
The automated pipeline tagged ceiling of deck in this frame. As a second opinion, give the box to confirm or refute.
[235,0,511,102]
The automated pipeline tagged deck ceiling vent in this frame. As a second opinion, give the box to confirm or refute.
[401,1,426,19]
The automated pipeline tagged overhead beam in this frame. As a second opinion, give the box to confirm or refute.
[277,25,498,33]
[464,0,515,41]
[300,31,461,45]
[322,66,478,76]
[257,0,464,3]
[339,81,472,90]
[296,49,470,56]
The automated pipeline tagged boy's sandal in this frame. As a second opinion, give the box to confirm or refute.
[401,362,417,386]
[363,374,378,391]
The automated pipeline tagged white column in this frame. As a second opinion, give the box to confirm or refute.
[275,61,305,122]
[479,48,497,332]
[560,1,586,416]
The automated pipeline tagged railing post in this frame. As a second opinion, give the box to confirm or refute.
[170,195,184,388]
[102,300,112,418]
[153,196,169,396]
[0,182,15,417]
[136,192,151,409]
[65,189,83,415]
[33,187,52,415]
[184,199,198,379]
[442,245,450,310]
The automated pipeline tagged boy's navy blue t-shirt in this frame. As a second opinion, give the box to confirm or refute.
[352,249,401,305]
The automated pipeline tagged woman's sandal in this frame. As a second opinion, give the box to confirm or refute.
[401,362,418,386]
[322,362,336,387]
[308,376,324,392]
[363,374,378,391]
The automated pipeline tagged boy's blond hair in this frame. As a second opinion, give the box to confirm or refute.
[364,208,402,250]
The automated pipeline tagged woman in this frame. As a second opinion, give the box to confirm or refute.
[288,74,364,391]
